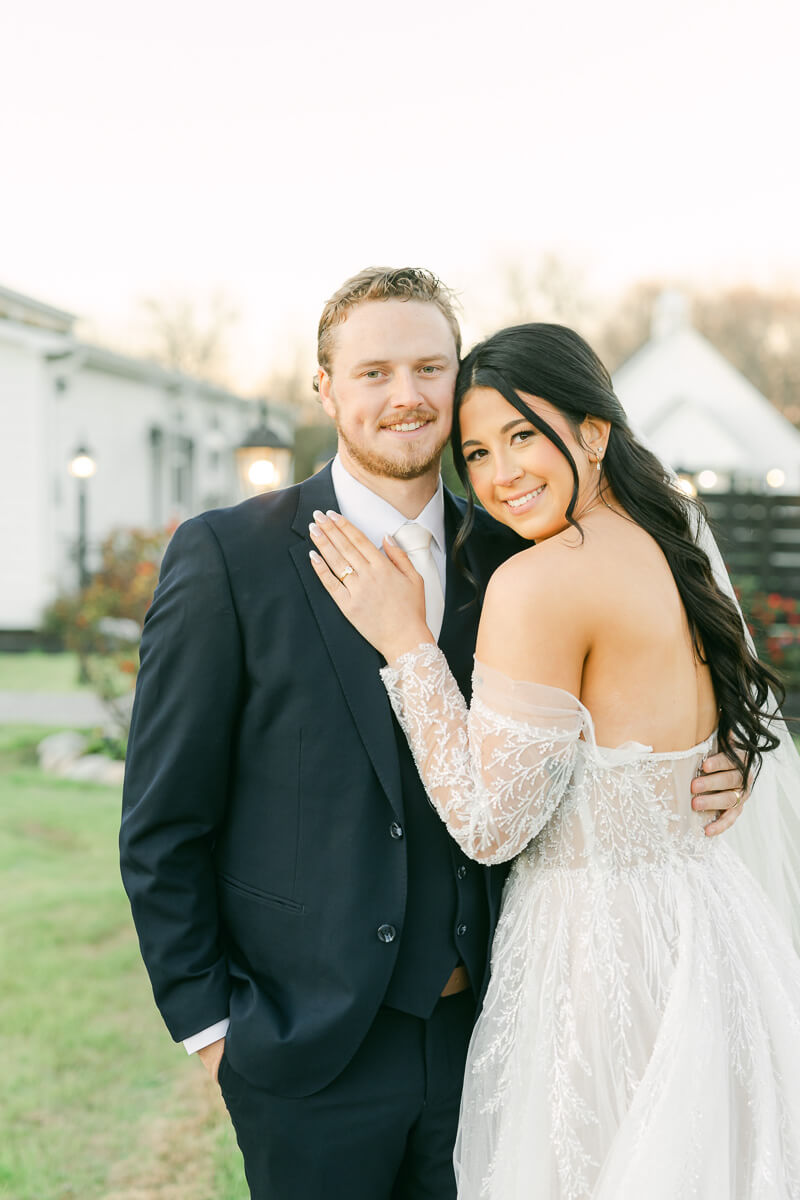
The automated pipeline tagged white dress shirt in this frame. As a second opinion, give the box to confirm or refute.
[184,456,447,1054]
[330,455,447,595]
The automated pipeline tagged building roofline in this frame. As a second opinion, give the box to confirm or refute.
[0,283,77,329]
[58,338,254,403]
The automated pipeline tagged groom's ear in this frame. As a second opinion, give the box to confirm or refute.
[318,370,337,421]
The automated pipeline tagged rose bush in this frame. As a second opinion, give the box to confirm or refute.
[42,526,173,754]
[735,577,800,700]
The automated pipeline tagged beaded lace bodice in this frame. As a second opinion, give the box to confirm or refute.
[381,644,716,873]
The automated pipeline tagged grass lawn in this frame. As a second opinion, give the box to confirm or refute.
[0,726,246,1200]
[0,654,90,694]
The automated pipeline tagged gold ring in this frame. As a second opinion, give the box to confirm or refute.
[731,789,743,808]
[338,565,355,582]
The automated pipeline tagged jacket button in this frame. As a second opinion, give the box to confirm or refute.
[456,865,467,879]
[390,822,404,839]
[457,923,468,937]
[377,924,397,943]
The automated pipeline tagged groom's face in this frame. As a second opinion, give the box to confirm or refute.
[318,299,457,482]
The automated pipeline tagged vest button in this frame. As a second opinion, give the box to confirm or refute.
[457,923,468,937]
[390,822,404,839]
[456,865,467,880]
[377,924,397,943]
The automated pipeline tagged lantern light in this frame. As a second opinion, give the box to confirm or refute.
[235,403,293,496]
[248,459,278,487]
[69,449,97,479]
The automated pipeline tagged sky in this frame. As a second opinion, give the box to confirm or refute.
[2,0,799,390]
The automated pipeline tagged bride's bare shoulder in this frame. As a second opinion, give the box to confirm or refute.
[477,527,601,686]
[485,519,603,603]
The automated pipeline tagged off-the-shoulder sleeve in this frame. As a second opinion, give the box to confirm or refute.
[380,645,584,864]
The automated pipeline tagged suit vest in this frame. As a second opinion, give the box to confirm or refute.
[382,521,490,1018]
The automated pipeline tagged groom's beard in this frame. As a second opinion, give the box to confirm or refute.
[334,420,450,482]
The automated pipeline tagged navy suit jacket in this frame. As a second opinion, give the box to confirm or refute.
[120,464,524,1096]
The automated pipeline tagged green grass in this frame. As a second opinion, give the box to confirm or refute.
[0,725,247,1199]
[0,653,90,693]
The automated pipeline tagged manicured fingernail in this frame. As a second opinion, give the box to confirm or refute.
[326,510,341,521]
[384,533,396,546]
[309,523,319,536]
[309,550,323,564]
[313,509,328,523]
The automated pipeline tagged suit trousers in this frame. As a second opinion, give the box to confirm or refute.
[218,989,476,1200]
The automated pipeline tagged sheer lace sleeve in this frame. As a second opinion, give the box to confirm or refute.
[380,644,585,865]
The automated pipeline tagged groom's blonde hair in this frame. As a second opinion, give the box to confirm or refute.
[314,267,461,391]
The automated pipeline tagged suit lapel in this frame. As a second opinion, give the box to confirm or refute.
[289,466,404,820]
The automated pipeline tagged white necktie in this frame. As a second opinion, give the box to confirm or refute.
[393,522,445,642]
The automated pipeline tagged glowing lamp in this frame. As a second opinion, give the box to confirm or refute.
[69,449,97,479]
[235,403,293,497]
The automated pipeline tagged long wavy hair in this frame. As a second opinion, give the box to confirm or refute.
[452,322,784,782]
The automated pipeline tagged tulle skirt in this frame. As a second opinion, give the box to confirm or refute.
[455,845,800,1199]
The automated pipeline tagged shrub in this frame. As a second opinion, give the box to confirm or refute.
[735,576,800,695]
[41,526,172,753]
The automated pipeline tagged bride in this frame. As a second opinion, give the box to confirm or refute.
[308,322,800,1198]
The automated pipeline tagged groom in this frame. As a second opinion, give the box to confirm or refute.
[120,267,746,1199]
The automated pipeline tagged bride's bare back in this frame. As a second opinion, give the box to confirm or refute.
[476,507,719,753]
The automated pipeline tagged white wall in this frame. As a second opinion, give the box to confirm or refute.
[0,335,50,628]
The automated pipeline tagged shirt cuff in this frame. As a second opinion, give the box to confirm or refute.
[183,1017,230,1055]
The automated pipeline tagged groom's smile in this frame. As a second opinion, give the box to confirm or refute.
[379,410,437,435]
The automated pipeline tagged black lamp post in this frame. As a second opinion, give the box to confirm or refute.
[235,403,293,497]
[68,446,96,589]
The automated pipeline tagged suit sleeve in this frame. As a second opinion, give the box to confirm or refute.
[119,515,243,1042]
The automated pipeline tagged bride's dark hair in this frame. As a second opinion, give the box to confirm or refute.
[452,322,784,781]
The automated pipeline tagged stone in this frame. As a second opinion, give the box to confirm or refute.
[62,754,125,786]
[37,730,88,772]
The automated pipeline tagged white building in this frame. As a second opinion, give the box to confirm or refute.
[0,284,293,634]
[612,293,800,494]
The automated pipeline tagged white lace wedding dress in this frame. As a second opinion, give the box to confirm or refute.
[381,645,800,1200]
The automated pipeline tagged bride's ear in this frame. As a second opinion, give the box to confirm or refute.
[580,415,611,460]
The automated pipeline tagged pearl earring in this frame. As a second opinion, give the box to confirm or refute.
[595,449,603,472]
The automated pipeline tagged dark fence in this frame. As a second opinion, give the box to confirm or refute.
[703,493,800,600]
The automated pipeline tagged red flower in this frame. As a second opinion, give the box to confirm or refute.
[767,636,784,661]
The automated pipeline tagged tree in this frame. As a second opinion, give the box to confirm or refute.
[692,286,800,425]
[592,280,666,372]
[492,253,595,331]
[139,290,239,385]
[259,338,319,425]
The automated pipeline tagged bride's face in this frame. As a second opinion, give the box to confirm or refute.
[459,386,603,541]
